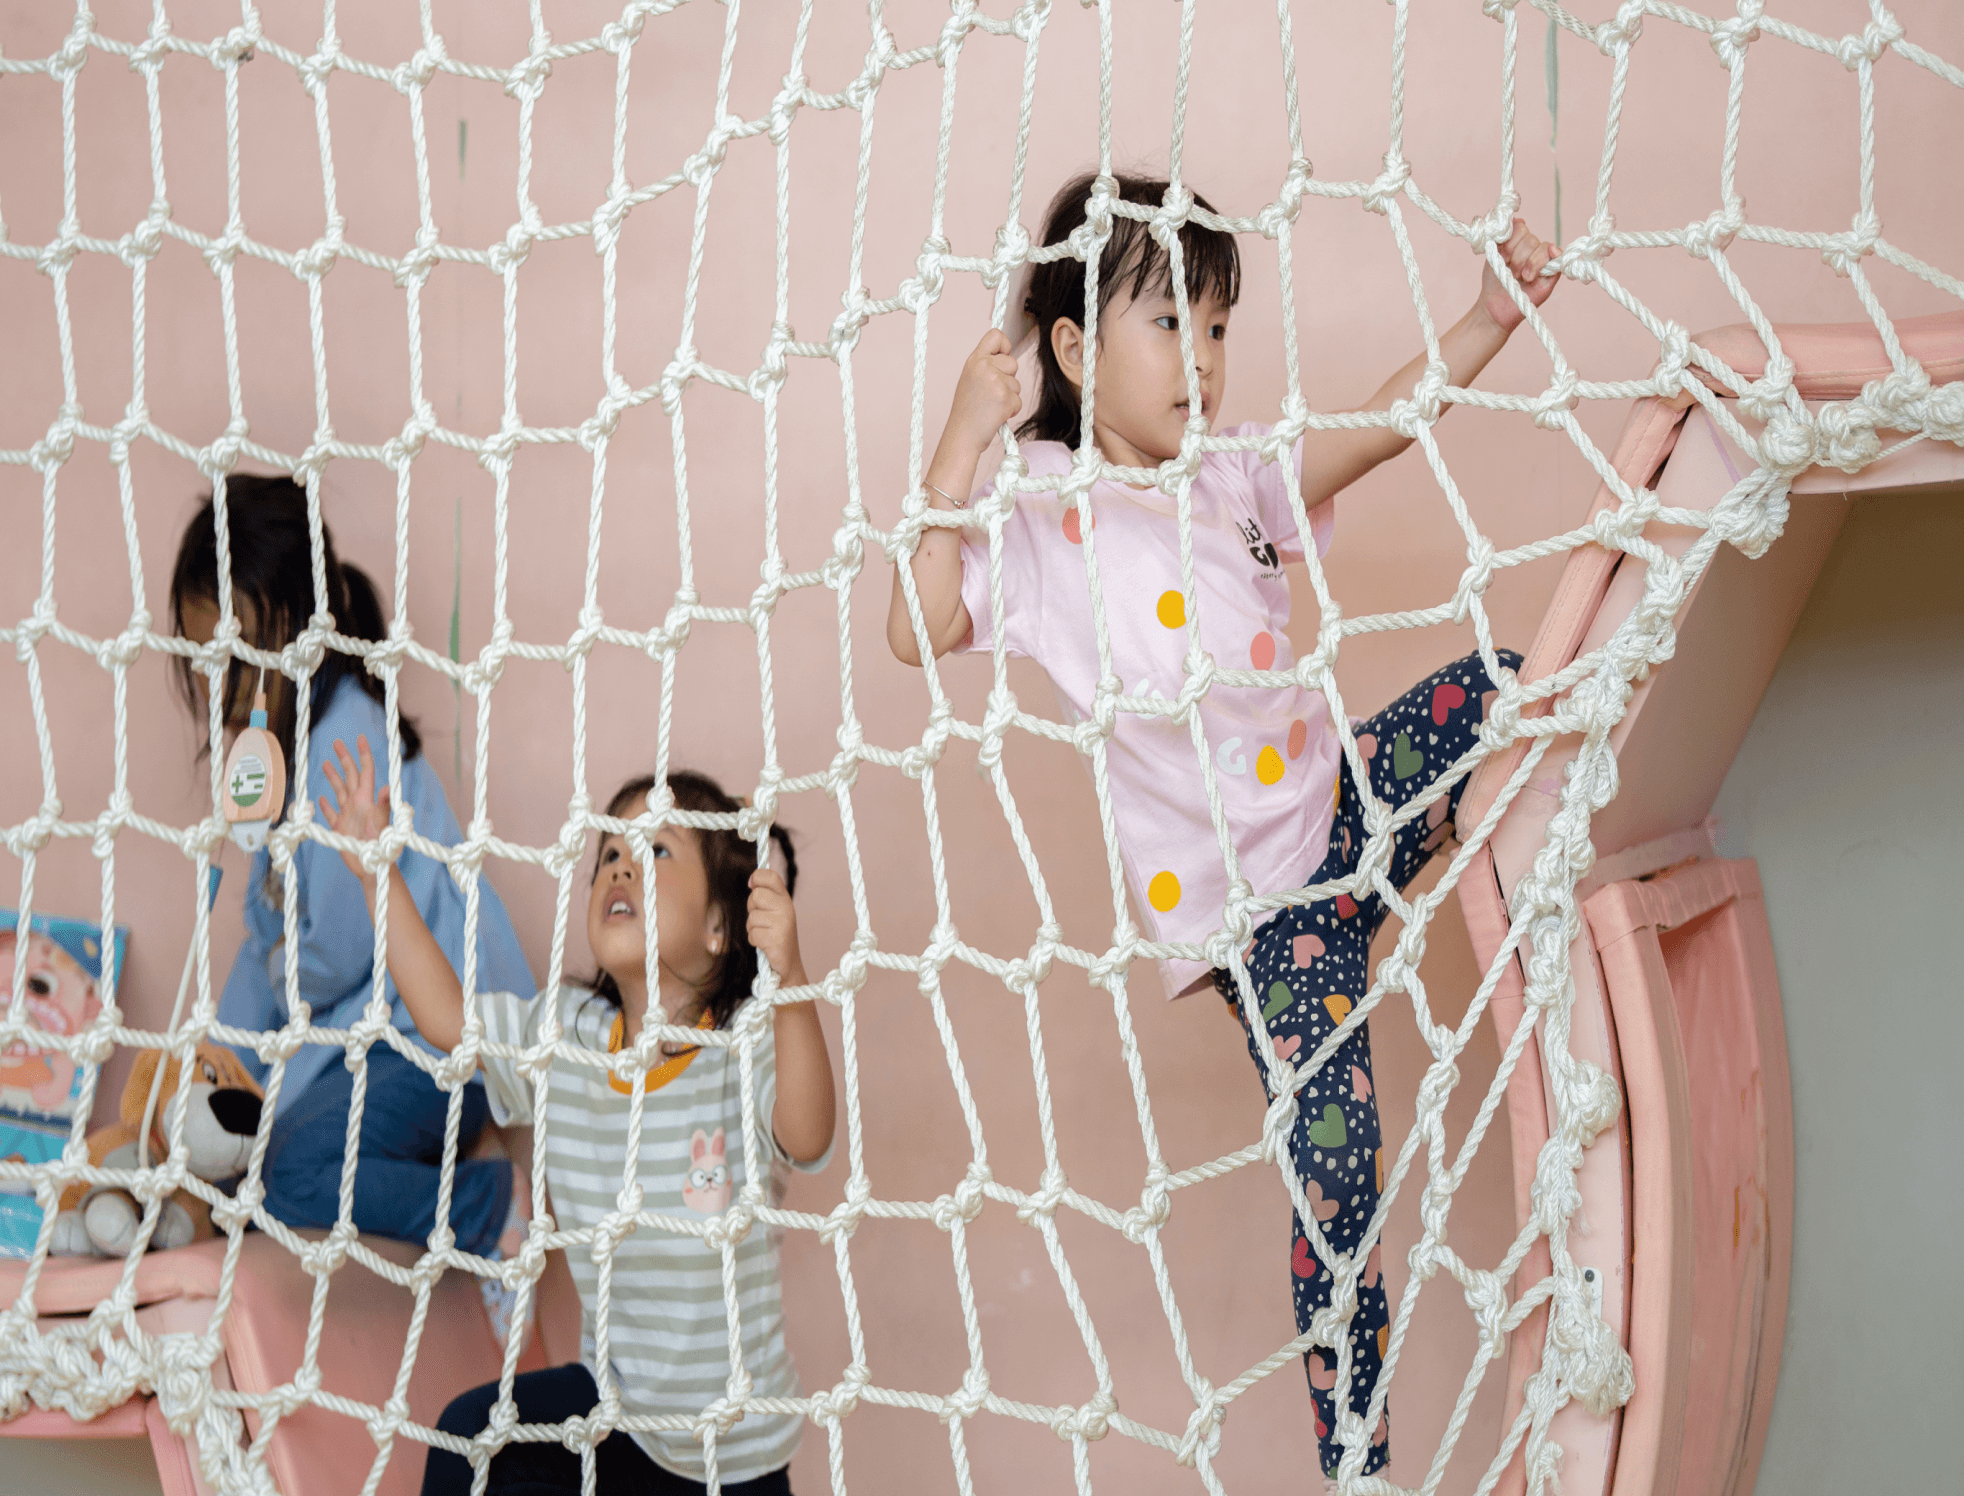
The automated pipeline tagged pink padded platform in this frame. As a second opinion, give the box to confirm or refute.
[2,1232,548,1496]
[1458,307,1964,1496]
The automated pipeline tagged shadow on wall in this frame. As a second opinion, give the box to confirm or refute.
[1711,489,1964,1496]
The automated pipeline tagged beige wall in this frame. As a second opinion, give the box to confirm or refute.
[4,2,1961,1492]
[1712,490,1964,1495]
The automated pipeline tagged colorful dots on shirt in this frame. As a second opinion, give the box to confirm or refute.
[1256,745,1285,785]
[1324,992,1353,1024]
[1287,719,1308,760]
[1063,506,1091,544]
[1147,870,1182,911]
[1156,591,1186,629]
[1250,631,1276,670]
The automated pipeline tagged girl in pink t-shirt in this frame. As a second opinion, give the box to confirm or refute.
[888,172,1554,1481]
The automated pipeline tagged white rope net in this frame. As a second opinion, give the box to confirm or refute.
[2,2,1960,1494]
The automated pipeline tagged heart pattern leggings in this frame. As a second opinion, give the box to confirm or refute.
[1211,649,1521,1480]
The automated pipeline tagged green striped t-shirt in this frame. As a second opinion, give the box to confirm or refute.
[477,985,827,1482]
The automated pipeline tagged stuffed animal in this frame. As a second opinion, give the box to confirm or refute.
[50,1043,265,1258]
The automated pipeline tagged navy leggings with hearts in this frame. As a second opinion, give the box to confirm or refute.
[1211,649,1520,1479]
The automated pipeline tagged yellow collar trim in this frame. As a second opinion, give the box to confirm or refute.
[607,1009,713,1095]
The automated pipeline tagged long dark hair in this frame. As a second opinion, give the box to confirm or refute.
[1018,172,1242,450]
[169,474,421,775]
[587,771,798,1032]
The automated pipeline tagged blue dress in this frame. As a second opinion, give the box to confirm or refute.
[219,675,536,1255]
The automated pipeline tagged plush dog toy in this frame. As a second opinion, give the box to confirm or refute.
[51,1043,265,1257]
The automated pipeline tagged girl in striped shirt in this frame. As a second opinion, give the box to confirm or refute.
[320,741,834,1495]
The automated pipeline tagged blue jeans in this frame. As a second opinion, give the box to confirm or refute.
[1213,649,1521,1479]
[260,1043,510,1257]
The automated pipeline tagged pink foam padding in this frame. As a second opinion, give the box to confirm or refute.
[1584,861,1792,1496]
[1690,308,1964,401]
[222,1232,509,1496]
[0,1235,231,1316]
[1,1232,536,1496]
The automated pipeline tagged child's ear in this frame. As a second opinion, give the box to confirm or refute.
[1050,317,1086,391]
[704,905,727,959]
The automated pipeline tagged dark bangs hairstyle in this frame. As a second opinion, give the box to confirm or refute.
[169,474,420,783]
[587,771,799,1032]
[1019,172,1243,450]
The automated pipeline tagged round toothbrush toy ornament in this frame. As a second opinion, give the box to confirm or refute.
[222,682,286,853]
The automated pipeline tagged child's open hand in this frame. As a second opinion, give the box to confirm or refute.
[746,867,805,986]
[319,734,391,886]
[1478,217,1558,333]
[943,329,1023,462]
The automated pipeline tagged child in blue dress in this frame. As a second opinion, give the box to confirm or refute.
[170,476,535,1309]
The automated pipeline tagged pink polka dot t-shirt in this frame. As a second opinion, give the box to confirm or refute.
[957,423,1340,999]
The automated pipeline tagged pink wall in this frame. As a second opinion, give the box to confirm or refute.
[4,1,1959,1490]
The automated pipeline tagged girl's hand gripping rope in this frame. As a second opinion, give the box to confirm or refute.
[1477,217,1559,333]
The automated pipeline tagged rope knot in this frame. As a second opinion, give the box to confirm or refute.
[1363,153,1411,215]
[700,1201,755,1250]
[1015,1166,1069,1224]
[1811,401,1880,474]
[1051,1388,1117,1443]
[581,385,633,449]
[395,42,448,93]
[32,405,82,472]
[1821,208,1880,276]
[591,191,634,256]
[933,1162,992,1231]
[990,220,1033,292]
[1531,369,1579,431]
[1122,1173,1173,1244]
[1709,3,1763,68]
[488,218,537,274]
[1837,11,1904,70]
[1451,536,1498,623]
[1388,359,1448,437]
[941,1366,991,1423]
[900,237,950,316]
[748,321,796,403]
[1754,408,1816,479]
[1652,321,1692,397]
[1255,159,1312,238]
[120,208,169,266]
[1150,182,1196,245]
[200,417,251,479]
[48,17,94,83]
[660,348,700,416]
[1175,1381,1225,1467]
[1549,1265,1635,1415]
[503,49,554,101]
[685,114,742,189]
[766,74,805,146]
[1681,204,1744,260]
[807,1365,868,1426]
[1595,0,1645,56]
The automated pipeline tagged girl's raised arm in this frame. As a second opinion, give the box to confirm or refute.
[1298,218,1557,510]
[887,330,1022,666]
[318,735,466,1053]
[745,867,835,1166]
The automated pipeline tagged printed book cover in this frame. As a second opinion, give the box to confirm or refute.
[1,907,130,1257]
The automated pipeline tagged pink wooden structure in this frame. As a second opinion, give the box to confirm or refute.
[1459,309,1964,1496]
[3,311,1959,1496]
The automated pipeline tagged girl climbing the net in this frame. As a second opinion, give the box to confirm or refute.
[887,172,1555,1480]
[318,750,836,1495]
